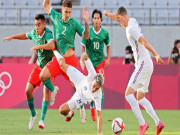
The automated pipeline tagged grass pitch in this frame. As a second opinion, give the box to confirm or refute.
[0,109,180,135]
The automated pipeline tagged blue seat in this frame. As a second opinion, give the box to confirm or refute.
[15,0,27,6]
[5,9,19,24]
[167,0,180,7]
[155,0,168,8]
[143,0,155,7]
[129,0,143,7]
[3,0,15,6]
[105,0,118,7]
[118,0,130,7]
[80,0,92,6]
[168,9,179,25]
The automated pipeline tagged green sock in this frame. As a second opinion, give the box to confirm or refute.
[101,91,104,110]
[27,97,36,117]
[43,78,54,92]
[40,101,49,121]
[90,101,94,109]
[80,105,84,109]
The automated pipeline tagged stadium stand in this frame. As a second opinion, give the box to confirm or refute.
[0,0,180,25]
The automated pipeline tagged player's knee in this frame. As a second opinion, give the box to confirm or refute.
[25,88,32,97]
[59,106,67,115]
[39,72,46,81]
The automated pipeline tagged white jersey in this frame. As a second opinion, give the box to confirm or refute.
[67,59,102,111]
[126,18,152,68]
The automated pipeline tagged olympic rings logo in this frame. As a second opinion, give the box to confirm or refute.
[0,72,12,96]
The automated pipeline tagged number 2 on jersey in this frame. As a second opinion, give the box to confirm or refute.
[62,26,67,35]
[93,42,99,50]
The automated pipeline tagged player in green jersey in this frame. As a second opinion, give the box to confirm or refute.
[40,0,89,107]
[2,14,56,130]
[81,9,111,123]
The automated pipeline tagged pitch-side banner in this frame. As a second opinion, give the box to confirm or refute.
[0,61,180,109]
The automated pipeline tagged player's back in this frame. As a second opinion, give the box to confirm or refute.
[126,18,152,67]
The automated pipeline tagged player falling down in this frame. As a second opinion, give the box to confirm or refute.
[53,51,104,135]
[104,7,165,135]
[41,0,89,108]
[2,14,56,129]
[81,9,111,123]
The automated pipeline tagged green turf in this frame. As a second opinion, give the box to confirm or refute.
[0,109,180,135]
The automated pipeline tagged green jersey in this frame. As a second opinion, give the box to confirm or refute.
[81,27,110,67]
[49,8,84,54]
[26,27,54,68]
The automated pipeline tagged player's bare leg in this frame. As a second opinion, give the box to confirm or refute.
[39,86,49,129]
[40,67,59,106]
[125,87,148,135]
[25,82,38,130]
[59,103,74,122]
[137,92,165,135]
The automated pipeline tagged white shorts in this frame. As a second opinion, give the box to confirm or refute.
[128,61,153,93]
[67,91,88,110]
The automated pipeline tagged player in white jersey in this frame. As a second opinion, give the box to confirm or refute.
[104,7,165,135]
[53,51,104,135]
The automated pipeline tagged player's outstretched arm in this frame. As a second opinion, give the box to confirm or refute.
[97,110,102,135]
[104,10,117,21]
[43,0,51,14]
[82,7,89,39]
[80,46,86,70]
[139,36,164,64]
[30,40,55,52]
[2,33,28,41]
[105,46,111,68]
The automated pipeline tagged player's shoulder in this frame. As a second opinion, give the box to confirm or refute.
[45,27,52,34]
[101,27,109,34]
[127,18,139,33]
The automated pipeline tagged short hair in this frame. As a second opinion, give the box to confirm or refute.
[62,0,72,8]
[117,6,127,16]
[174,39,180,47]
[92,9,102,20]
[35,14,45,22]
[94,73,104,86]
[126,45,133,54]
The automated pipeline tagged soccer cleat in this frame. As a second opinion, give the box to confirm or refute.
[38,120,44,129]
[138,121,149,135]
[91,108,96,121]
[65,111,74,122]
[80,107,86,123]
[156,121,165,135]
[29,111,38,130]
[50,86,59,106]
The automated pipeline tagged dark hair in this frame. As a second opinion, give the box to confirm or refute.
[126,45,133,54]
[117,6,127,15]
[62,0,72,8]
[92,9,102,21]
[174,39,180,47]
[35,14,45,22]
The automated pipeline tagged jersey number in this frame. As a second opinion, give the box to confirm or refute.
[62,26,67,35]
[93,42,99,50]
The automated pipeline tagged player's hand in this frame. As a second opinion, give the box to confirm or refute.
[30,46,39,52]
[81,52,88,61]
[155,55,164,64]
[104,10,109,17]
[105,58,110,68]
[80,59,86,70]
[2,36,13,41]
[82,6,89,23]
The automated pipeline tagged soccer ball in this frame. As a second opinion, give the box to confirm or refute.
[112,118,125,134]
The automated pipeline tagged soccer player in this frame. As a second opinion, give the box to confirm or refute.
[81,9,111,123]
[41,0,89,105]
[104,7,165,135]
[2,14,56,130]
[56,52,104,135]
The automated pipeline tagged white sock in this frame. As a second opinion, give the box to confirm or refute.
[125,94,145,125]
[138,97,160,125]
[65,111,72,118]
[53,50,63,62]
